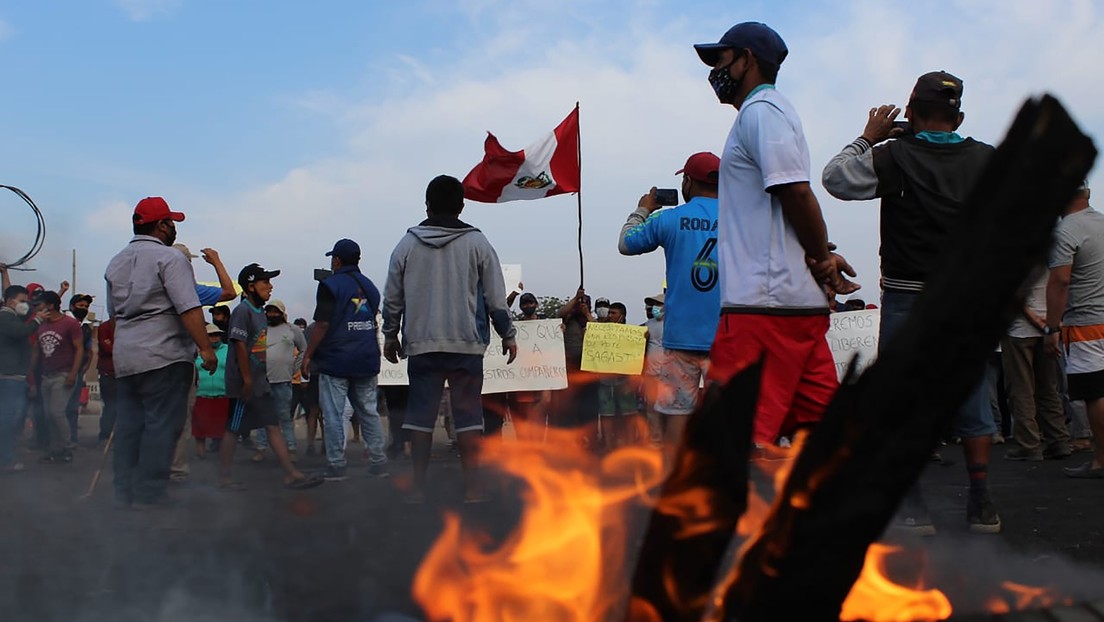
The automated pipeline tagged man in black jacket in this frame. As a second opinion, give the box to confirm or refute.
[822,70,1001,535]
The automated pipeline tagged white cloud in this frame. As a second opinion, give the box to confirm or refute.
[72,0,1104,323]
[114,0,183,22]
[0,18,12,41]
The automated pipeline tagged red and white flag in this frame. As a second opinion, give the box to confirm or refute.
[462,106,580,203]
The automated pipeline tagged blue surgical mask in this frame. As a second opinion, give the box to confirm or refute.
[652,307,664,320]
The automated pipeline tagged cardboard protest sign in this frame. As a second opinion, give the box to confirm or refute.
[378,319,567,393]
[501,264,523,293]
[482,319,567,393]
[826,309,880,380]
[580,322,647,375]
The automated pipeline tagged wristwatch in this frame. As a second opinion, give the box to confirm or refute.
[1042,325,1061,335]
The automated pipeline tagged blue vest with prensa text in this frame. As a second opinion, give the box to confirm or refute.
[316,266,381,378]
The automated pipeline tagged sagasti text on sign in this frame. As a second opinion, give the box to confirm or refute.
[580,322,647,375]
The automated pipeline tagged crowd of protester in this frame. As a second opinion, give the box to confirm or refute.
[0,23,1100,539]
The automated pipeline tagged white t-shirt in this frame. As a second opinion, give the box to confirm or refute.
[717,86,827,312]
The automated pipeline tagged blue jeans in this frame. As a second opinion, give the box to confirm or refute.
[113,362,193,504]
[880,290,997,438]
[0,379,27,466]
[318,373,386,469]
[255,382,296,451]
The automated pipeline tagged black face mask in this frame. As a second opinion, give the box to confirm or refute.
[71,308,89,321]
[708,57,744,105]
[520,304,537,317]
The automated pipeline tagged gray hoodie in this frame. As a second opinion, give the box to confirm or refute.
[382,217,516,357]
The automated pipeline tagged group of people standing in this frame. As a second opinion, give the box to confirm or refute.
[2,22,1101,536]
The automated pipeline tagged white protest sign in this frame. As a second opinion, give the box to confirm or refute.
[501,264,523,293]
[482,319,567,393]
[378,319,567,394]
[826,309,880,380]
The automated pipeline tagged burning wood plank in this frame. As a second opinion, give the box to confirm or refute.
[716,95,1097,621]
[628,365,760,621]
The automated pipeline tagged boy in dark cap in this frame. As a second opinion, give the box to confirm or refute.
[219,263,322,490]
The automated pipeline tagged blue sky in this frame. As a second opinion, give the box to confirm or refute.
[1,0,1102,323]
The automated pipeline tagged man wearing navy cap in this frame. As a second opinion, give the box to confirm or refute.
[694,23,858,453]
[302,238,389,481]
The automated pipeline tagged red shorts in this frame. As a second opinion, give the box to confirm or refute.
[708,313,837,445]
[192,396,230,440]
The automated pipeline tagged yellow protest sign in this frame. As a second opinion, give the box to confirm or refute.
[580,322,647,375]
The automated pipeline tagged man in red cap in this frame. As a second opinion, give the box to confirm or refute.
[104,197,217,509]
[618,152,722,459]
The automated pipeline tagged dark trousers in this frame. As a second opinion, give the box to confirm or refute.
[113,362,193,504]
[482,393,509,437]
[98,374,118,441]
[65,375,85,443]
[382,385,409,456]
[1001,336,1069,450]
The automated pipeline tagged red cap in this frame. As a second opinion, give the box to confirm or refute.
[133,197,185,225]
[675,152,721,184]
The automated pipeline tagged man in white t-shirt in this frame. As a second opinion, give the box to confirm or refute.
[694,22,858,449]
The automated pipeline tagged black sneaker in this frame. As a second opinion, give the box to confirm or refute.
[893,513,937,537]
[368,463,390,479]
[322,465,347,481]
[39,452,70,465]
[967,496,1002,534]
[1004,446,1043,461]
[1043,443,1073,460]
[891,494,936,536]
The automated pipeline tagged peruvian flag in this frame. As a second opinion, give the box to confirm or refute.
[462,106,580,203]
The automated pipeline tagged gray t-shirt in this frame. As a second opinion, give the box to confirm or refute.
[265,322,306,384]
[225,299,271,398]
[1049,207,1104,326]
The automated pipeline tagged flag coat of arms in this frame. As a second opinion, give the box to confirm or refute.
[462,106,580,203]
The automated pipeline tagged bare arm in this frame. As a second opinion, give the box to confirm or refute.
[67,331,84,387]
[201,248,237,303]
[558,288,587,319]
[301,320,329,376]
[775,182,858,295]
[235,339,252,399]
[1045,265,1072,329]
[0,264,9,292]
[1044,265,1072,357]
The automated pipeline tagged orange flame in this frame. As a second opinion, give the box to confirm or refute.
[412,422,665,622]
[415,421,1074,622]
[985,581,1074,613]
[840,544,952,622]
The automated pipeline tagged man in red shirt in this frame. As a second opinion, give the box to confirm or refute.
[28,291,84,463]
[97,317,117,445]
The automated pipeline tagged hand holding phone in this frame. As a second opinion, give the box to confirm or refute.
[654,188,679,206]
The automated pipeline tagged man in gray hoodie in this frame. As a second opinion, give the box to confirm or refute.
[383,174,517,503]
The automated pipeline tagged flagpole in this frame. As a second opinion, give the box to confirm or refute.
[575,101,584,289]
